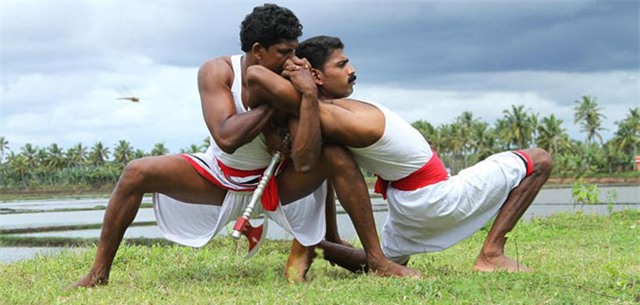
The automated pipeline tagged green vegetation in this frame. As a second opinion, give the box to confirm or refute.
[1,210,638,304]
[1,98,639,193]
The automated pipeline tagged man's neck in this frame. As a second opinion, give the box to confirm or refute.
[241,53,259,72]
[317,88,344,101]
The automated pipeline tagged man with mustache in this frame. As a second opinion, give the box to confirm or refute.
[72,7,420,288]
[246,35,552,279]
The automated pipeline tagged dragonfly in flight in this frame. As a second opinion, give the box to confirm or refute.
[115,86,142,102]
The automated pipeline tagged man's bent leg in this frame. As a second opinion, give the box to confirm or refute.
[284,239,316,282]
[320,145,421,278]
[318,240,368,273]
[278,145,421,278]
[323,181,352,247]
[72,155,227,288]
[474,148,552,272]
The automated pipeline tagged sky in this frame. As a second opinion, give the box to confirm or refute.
[1,0,639,155]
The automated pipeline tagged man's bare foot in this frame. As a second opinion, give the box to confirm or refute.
[68,273,108,289]
[284,240,316,283]
[368,259,423,279]
[473,254,533,272]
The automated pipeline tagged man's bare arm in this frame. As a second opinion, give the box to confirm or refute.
[246,65,302,113]
[246,63,321,172]
[245,64,384,148]
[198,58,274,154]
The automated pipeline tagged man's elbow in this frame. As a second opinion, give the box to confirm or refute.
[246,66,265,87]
[291,149,321,173]
[215,138,240,154]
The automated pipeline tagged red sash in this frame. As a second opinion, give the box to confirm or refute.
[374,151,448,199]
[210,157,285,212]
[513,150,534,177]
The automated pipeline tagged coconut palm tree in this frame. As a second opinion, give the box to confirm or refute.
[573,95,606,145]
[7,152,29,188]
[411,120,435,140]
[612,107,639,156]
[412,120,446,154]
[134,149,147,159]
[441,122,466,174]
[19,143,39,170]
[66,143,88,167]
[113,140,134,167]
[493,118,511,151]
[45,143,66,170]
[603,140,628,173]
[88,141,110,166]
[0,136,8,164]
[151,143,170,156]
[536,114,571,155]
[201,137,211,151]
[500,105,535,150]
[529,113,539,147]
[469,121,499,162]
[180,144,201,154]
[451,112,471,165]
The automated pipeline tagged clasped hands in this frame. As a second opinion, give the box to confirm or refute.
[281,56,317,96]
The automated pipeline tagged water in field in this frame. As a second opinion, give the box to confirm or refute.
[1,185,638,263]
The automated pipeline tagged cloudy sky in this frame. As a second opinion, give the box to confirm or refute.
[2,0,638,154]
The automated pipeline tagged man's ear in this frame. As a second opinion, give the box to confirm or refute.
[251,43,265,61]
[311,68,323,86]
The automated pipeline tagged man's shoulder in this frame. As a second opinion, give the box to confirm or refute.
[200,56,233,71]
[332,98,368,106]
[198,56,236,84]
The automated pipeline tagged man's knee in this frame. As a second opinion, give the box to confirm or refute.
[526,148,552,176]
[321,144,357,171]
[120,157,153,187]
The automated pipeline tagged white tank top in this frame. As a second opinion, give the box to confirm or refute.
[209,55,272,170]
[349,101,434,181]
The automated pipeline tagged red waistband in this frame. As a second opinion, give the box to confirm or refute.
[513,150,534,177]
[374,151,448,199]
[216,158,267,177]
[216,157,287,212]
[185,155,283,211]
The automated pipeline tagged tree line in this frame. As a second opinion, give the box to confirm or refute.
[1,96,638,191]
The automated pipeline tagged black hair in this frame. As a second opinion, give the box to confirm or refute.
[295,35,344,70]
[239,3,303,52]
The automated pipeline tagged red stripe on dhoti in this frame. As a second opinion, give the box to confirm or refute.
[180,154,285,211]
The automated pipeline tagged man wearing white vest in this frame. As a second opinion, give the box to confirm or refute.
[72,7,420,288]
[246,35,552,279]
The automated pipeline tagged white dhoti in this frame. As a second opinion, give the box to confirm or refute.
[381,151,529,263]
[153,150,327,248]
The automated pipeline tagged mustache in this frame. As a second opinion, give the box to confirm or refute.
[348,74,357,83]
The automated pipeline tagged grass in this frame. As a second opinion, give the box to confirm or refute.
[1,210,639,304]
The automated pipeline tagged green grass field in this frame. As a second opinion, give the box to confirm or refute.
[1,210,639,304]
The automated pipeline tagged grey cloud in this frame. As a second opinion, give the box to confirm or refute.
[324,1,638,85]
[4,1,636,79]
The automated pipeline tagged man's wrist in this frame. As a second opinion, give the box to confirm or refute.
[301,91,318,101]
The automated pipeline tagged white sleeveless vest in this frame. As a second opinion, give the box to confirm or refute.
[209,55,272,170]
[349,101,434,181]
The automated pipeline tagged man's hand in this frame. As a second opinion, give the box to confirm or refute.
[281,57,317,96]
[263,121,291,158]
[281,56,322,173]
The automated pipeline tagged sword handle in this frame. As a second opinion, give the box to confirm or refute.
[231,133,290,239]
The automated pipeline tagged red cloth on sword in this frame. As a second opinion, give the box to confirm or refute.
[261,176,279,211]
[260,159,288,211]
[374,151,449,200]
